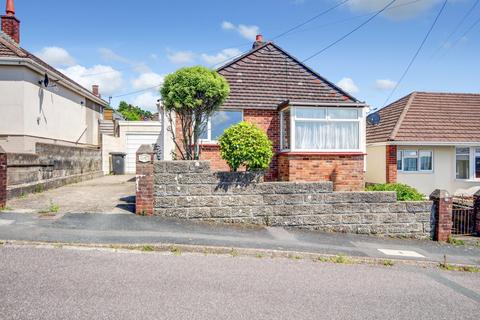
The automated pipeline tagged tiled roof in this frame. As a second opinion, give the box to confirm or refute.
[217,42,359,109]
[367,92,480,143]
[0,33,108,106]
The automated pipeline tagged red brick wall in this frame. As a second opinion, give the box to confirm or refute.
[1,16,20,44]
[278,153,365,191]
[386,145,397,183]
[198,109,280,181]
[0,149,6,208]
[135,148,154,216]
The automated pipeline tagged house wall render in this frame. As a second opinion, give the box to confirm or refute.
[138,158,432,238]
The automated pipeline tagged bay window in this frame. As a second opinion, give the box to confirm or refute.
[455,147,480,180]
[280,106,363,152]
[397,149,433,173]
[200,110,243,142]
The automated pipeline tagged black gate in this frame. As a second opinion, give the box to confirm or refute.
[451,200,476,235]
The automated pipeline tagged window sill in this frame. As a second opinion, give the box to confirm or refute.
[398,171,434,174]
[454,179,480,183]
[279,151,366,156]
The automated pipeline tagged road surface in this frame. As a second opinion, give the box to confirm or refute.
[0,245,478,319]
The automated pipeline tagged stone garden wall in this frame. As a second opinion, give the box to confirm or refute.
[6,143,102,199]
[151,160,433,238]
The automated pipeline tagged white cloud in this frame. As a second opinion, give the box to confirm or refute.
[201,48,242,65]
[375,79,397,90]
[221,21,260,40]
[346,0,441,20]
[60,65,123,96]
[221,21,235,30]
[132,91,160,112]
[132,72,164,90]
[167,50,195,64]
[35,47,76,67]
[336,77,359,94]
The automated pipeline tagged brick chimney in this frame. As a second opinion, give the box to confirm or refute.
[92,85,100,97]
[1,0,20,44]
[252,34,265,50]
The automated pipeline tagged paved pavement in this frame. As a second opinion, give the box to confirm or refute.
[0,245,479,320]
[6,175,136,214]
[0,211,479,266]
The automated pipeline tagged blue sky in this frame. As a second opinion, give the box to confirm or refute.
[11,0,480,111]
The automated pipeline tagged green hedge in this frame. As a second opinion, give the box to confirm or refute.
[218,122,273,172]
[365,183,425,201]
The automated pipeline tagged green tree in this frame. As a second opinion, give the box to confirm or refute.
[218,122,273,172]
[161,66,230,160]
[116,101,153,121]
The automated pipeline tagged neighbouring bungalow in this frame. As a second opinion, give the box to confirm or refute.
[366,91,480,196]
[0,0,110,198]
[0,0,108,153]
[188,35,368,191]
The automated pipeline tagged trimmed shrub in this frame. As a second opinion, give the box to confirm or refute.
[218,122,273,172]
[365,183,425,201]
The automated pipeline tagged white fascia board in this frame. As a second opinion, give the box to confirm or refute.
[118,121,162,127]
[367,141,480,147]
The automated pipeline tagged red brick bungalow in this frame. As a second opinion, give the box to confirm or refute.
[182,36,368,191]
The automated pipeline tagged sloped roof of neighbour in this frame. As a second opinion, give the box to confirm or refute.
[0,32,108,106]
[367,92,480,143]
[217,42,361,109]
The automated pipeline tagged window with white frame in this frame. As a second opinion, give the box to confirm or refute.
[199,110,243,142]
[280,106,362,151]
[455,147,480,180]
[397,149,433,172]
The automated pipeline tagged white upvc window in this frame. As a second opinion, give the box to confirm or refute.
[397,149,433,173]
[455,146,480,180]
[199,110,243,142]
[280,106,364,152]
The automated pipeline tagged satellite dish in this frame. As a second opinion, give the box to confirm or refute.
[38,73,49,87]
[367,113,381,126]
[43,74,49,87]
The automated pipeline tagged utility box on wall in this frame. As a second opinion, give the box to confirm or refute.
[110,152,126,175]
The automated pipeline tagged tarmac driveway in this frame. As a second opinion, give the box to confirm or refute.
[5,175,136,214]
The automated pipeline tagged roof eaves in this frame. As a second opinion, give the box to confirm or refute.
[389,92,417,141]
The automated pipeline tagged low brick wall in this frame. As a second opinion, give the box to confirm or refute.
[150,160,432,238]
[6,143,102,199]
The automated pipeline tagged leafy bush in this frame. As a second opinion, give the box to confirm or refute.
[365,183,425,201]
[218,122,273,172]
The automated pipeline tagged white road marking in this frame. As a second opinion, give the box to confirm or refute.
[378,249,425,258]
[0,219,14,226]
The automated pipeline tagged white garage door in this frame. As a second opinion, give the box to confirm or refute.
[126,134,161,173]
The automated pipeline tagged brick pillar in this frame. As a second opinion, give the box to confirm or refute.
[135,144,155,215]
[474,190,480,235]
[0,146,6,209]
[429,189,452,241]
[386,145,397,183]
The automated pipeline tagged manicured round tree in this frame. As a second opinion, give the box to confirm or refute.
[218,122,273,172]
[161,66,230,160]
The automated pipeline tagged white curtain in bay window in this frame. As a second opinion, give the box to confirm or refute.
[295,121,359,150]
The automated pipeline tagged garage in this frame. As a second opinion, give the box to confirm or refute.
[125,134,161,173]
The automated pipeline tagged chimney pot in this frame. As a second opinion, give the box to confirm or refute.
[5,0,14,16]
[252,34,266,50]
